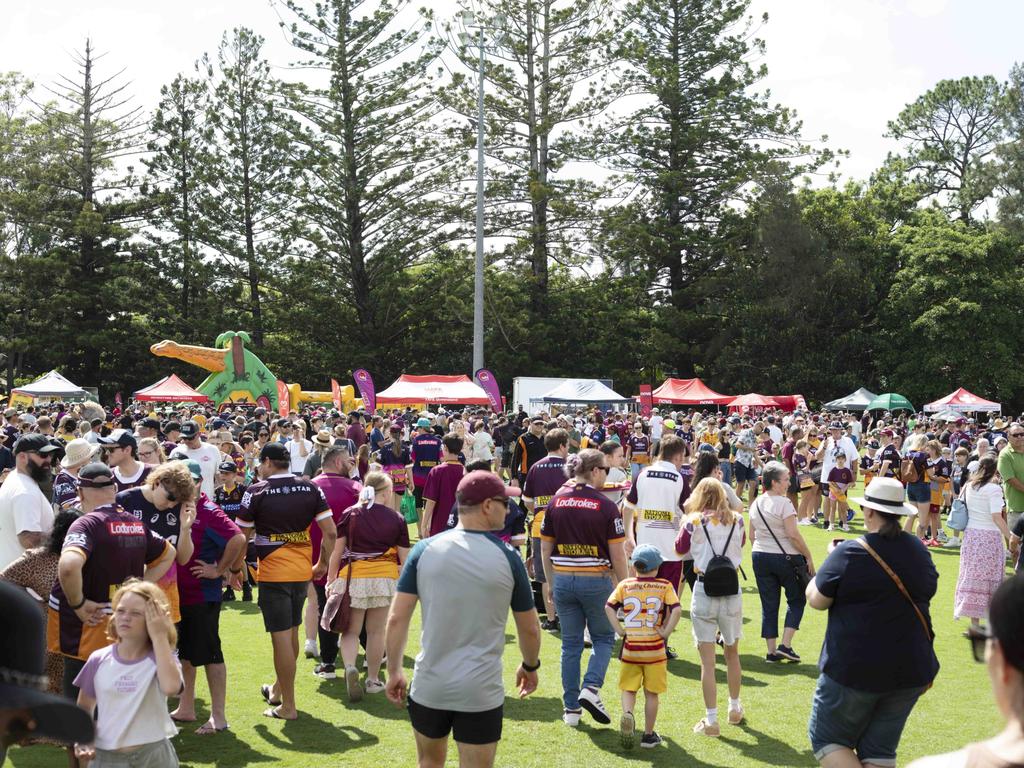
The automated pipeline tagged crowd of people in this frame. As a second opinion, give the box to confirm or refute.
[1,398,1023,767]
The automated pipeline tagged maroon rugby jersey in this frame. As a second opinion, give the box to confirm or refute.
[47,504,169,660]
[540,483,625,573]
[522,456,568,538]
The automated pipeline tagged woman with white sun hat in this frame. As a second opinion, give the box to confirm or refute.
[805,476,939,768]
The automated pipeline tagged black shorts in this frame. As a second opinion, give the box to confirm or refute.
[408,698,503,745]
[734,462,756,483]
[177,602,224,666]
[258,581,308,633]
[787,472,800,495]
[413,485,425,509]
[682,559,697,590]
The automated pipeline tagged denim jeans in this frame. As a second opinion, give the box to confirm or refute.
[552,573,616,710]
[719,459,732,486]
[752,551,806,638]
[808,673,927,767]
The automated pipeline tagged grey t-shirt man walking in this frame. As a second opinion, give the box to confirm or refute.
[386,471,541,768]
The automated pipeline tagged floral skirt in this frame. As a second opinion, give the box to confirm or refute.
[954,527,1005,620]
[331,576,396,610]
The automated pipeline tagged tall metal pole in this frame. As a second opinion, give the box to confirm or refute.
[472,25,486,373]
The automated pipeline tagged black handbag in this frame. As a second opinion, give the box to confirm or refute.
[755,498,811,589]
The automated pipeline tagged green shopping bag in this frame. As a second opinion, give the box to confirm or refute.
[401,490,419,524]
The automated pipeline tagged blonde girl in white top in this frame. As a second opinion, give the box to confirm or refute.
[675,477,745,737]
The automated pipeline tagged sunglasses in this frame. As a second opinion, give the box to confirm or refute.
[162,484,178,503]
[1010,433,1024,438]
[965,625,991,662]
[594,465,609,472]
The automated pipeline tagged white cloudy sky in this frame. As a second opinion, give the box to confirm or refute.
[3,0,1023,184]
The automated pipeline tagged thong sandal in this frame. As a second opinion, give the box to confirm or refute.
[263,707,297,720]
[260,684,282,707]
[195,722,229,735]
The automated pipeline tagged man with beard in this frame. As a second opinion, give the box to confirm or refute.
[0,435,61,570]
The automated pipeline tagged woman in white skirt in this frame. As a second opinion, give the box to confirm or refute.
[327,472,411,701]
[675,477,746,737]
[955,455,1010,626]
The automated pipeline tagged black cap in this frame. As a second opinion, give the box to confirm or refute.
[97,429,137,450]
[13,434,62,455]
[139,417,161,430]
[164,421,182,434]
[259,442,290,462]
[77,462,116,488]
[180,421,200,439]
[0,581,95,745]
[218,460,238,473]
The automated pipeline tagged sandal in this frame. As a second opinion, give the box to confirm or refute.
[195,721,229,735]
[260,684,282,707]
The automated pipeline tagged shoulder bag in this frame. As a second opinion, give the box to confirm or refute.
[322,510,358,635]
[755,498,811,589]
[948,484,969,532]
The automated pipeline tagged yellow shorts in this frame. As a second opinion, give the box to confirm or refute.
[619,661,667,694]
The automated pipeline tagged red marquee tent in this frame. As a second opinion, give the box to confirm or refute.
[729,393,781,410]
[376,374,490,406]
[133,374,210,403]
[651,378,732,405]
[767,394,807,412]
[924,387,1001,413]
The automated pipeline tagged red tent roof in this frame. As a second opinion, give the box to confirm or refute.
[729,393,781,408]
[133,374,210,403]
[651,378,732,405]
[924,387,1001,413]
[377,374,490,405]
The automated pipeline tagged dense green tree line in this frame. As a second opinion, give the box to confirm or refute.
[1,0,1023,408]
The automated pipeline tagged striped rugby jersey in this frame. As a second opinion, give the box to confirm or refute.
[607,576,680,664]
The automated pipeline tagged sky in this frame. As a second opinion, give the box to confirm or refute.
[3,0,1024,185]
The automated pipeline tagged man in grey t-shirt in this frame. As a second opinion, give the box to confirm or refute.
[386,471,541,768]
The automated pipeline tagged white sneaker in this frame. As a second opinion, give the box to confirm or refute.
[563,709,582,727]
[797,519,813,526]
[304,640,319,659]
[578,687,611,725]
[826,525,835,532]
[841,523,850,532]
[365,679,385,694]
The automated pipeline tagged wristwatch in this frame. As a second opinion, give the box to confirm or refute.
[521,659,541,672]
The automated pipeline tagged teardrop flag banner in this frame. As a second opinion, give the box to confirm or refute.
[353,369,376,413]
[276,380,290,418]
[331,379,342,410]
[474,369,502,412]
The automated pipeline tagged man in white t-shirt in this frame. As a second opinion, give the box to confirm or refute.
[285,422,312,475]
[623,434,688,592]
[816,421,860,516]
[174,421,222,497]
[649,410,664,441]
[766,416,783,447]
[0,434,60,569]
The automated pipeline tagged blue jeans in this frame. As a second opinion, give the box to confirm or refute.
[808,673,927,767]
[752,551,806,638]
[552,573,616,710]
[719,460,733,486]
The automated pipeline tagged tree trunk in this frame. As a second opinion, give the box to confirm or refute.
[79,39,100,385]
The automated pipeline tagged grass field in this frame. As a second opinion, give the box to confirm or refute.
[9,499,1004,767]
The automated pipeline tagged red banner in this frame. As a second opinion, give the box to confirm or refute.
[331,379,342,410]
[114,391,123,406]
[639,384,653,418]
[276,380,290,418]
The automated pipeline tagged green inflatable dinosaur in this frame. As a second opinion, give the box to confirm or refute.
[150,331,279,410]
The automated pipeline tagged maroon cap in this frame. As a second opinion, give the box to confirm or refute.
[456,471,521,507]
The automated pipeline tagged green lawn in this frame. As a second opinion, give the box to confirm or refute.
[9,509,1002,767]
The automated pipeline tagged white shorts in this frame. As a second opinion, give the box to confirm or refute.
[690,582,743,646]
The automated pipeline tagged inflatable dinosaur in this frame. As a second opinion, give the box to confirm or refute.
[151,331,278,410]
[150,331,363,412]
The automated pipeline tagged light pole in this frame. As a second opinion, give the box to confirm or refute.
[460,11,504,374]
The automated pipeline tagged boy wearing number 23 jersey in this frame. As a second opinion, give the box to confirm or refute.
[605,544,680,749]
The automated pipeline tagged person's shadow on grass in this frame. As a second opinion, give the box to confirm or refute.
[577,722,720,767]
[254,713,377,753]
[175,728,277,768]
[502,695,566,721]
[720,721,818,766]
